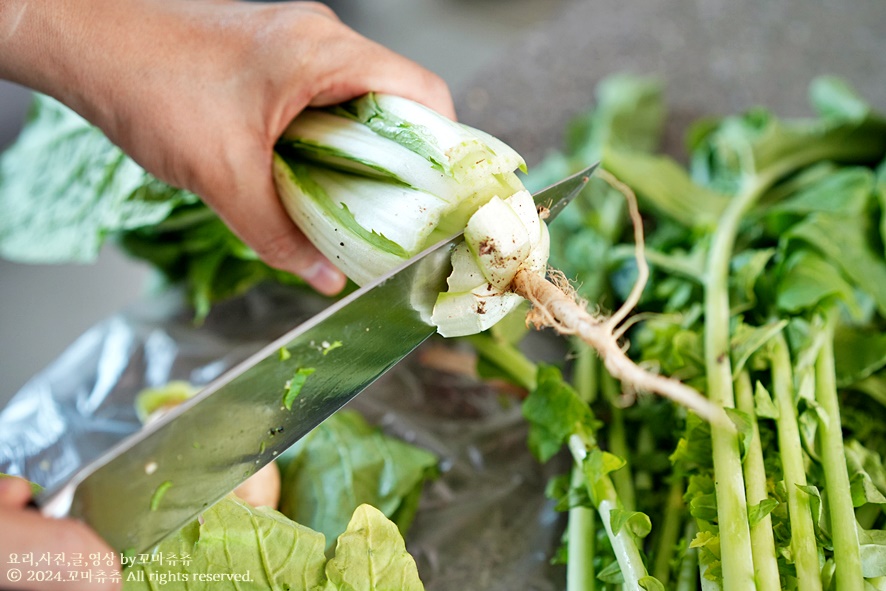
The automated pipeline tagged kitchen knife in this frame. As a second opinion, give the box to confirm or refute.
[36,163,597,553]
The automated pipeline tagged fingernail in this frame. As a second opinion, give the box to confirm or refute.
[304,262,346,296]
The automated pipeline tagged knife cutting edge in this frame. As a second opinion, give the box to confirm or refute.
[36,163,597,553]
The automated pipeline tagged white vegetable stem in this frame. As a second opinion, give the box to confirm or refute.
[431,190,549,338]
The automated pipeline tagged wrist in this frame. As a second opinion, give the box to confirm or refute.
[0,0,101,108]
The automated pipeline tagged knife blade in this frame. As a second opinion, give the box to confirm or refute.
[36,163,597,553]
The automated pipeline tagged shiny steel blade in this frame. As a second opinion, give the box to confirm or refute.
[37,163,596,553]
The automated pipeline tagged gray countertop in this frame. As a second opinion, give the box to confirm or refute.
[455,0,886,165]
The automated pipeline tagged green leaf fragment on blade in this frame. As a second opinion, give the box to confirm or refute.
[320,341,343,355]
[149,480,173,512]
[283,367,316,410]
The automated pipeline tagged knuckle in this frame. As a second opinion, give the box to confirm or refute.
[298,2,340,22]
[254,231,306,271]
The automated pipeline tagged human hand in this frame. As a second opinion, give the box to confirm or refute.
[0,477,120,591]
[0,0,455,295]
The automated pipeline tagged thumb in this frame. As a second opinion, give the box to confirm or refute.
[0,480,121,591]
[0,476,32,508]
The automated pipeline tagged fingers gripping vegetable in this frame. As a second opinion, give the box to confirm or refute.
[274,93,526,286]
[274,93,717,420]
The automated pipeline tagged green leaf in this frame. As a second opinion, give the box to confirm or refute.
[277,410,437,551]
[833,325,886,388]
[683,474,718,523]
[851,375,886,408]
[638,575,666,591]
[786,213,886,316]
[609,508,653,539]
[323,504,426,591]
[602,147,730,228]
[545,473,592,512]
[522,364,596,462]
[724,408,754,463]
[877,157,886,254]
[810,76,872,123]
[670,413,713,471]
[0,95,198,263]
[125,498,426,591]
[857,526,886,577]
[730,248,775,309]
[747,498,779,527]
[775,250,861,316]
[689,530,721,559]
[850,472,886,507]
[126,496,329,591]
[753,382,780,420]
[596,560,626,585]
[795,484,832,548]
[845,440,886,507]
[730,320,789,377]
[767,166,874,218]
[688,492,719,524]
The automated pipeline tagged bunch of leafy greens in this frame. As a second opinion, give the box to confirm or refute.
[482,74,886,590]
[0,95,305,320]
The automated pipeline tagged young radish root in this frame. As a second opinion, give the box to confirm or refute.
[513,169,719,423]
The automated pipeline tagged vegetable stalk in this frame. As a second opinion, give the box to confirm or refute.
[702,176,770,591]
[734,371,781,591]
[567,465,598,591]
[568,434,650,591]
[814,312,863,590]
[769,333,822,591]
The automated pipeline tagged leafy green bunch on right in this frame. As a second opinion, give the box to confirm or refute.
[514,75,886,591]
